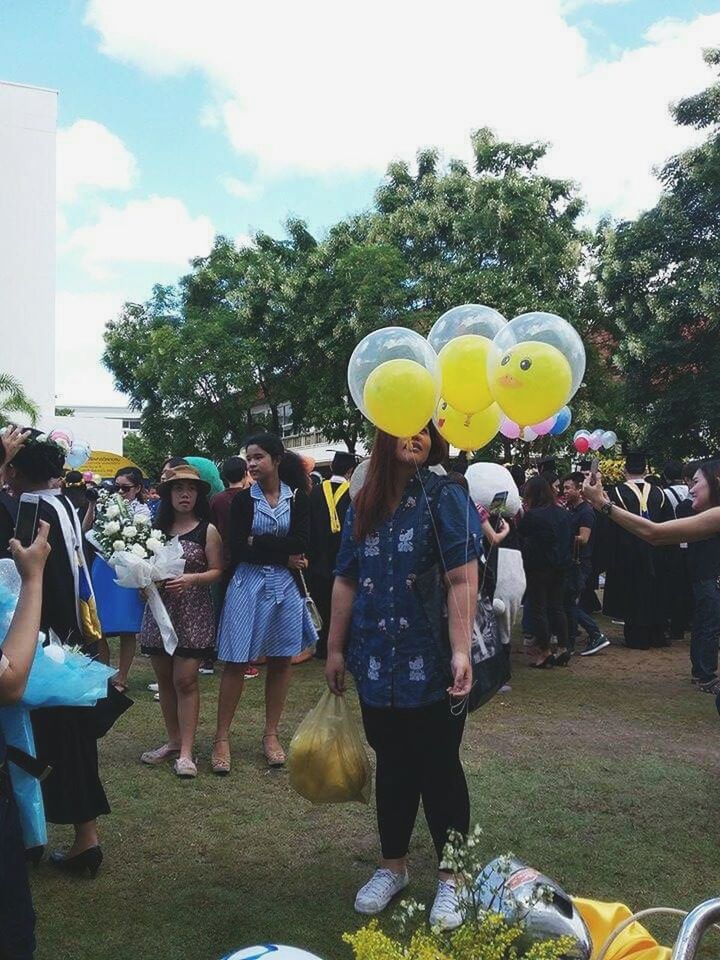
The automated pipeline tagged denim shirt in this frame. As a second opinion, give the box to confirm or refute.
[334,471,483,708]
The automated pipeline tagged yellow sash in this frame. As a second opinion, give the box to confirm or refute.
[322,480,349,534]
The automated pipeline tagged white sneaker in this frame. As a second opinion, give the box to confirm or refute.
[147,682,159,692]
[429,879,464,930]
[355,868,409,915]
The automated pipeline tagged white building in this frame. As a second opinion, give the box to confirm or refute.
[0,80,120,452]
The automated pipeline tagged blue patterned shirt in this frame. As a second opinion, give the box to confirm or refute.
[334,471,483,708]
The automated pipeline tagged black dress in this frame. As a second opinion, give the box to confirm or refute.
[0,493,111,825]
[307,481,350,658]
[602,481,671,649]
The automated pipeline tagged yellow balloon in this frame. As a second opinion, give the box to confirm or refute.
[438,335,497,414]
[488,341,572,426]
[434,400,502,451]
[363,358,438,437]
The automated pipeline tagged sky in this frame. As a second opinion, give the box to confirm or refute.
[1,0,718,408]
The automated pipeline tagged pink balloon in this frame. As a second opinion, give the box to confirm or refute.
[574,436,590,453]
[500,417,521,440]
[531,417,555,437]
[82,471,94,482]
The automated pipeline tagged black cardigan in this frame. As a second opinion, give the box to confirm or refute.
[227,486,311,575]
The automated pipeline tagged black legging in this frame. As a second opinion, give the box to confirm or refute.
[525,566,569,652]
[360,698,469,862]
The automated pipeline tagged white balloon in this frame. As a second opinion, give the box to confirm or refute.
[221,948,324,960]
[465,463,522,517]
[522,426,538,442]
[602,430,617,448]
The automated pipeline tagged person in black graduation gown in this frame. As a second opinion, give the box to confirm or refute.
[0,433,109,878]
[307,452,356,659]
[602,452,672,649]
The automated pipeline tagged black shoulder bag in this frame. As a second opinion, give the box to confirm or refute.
[413,478,509,713]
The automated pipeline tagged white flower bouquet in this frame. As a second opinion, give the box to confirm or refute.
[87,490,185,654]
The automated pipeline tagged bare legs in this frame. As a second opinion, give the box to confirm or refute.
[263,657,292,756]
[150,654,201,760]
[114,633,136,688]
[213,657,293,762]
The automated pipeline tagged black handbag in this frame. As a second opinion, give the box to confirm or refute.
[413,479,509,713]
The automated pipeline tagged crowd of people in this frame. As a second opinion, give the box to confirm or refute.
[1,420,719,958]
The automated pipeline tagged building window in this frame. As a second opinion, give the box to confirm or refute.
[122,419,141,431]
[278,402,293,438]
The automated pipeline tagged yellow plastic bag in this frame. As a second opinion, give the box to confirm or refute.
[288,690,372,804]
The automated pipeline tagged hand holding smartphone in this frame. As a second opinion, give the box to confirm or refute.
[14,494,40,548]
[589,457,600,486]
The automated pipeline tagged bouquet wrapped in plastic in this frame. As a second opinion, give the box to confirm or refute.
[288,690,371,804]
[87,490,185,654]
[0,560,115,848]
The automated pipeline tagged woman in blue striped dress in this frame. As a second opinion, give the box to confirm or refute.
[213,435,317,773]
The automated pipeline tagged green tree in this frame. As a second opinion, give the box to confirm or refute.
[595,48,720,460]
[0,373,39,427]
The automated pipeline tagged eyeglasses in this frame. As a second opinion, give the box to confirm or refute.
[114,484,134,492]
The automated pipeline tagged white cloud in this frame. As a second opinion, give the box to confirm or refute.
[65,195,215,279]
[85,0,718,219]
[221,176,264,201]
[57,119,137,204]
[55,291,128,405]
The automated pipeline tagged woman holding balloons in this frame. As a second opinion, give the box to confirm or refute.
[326,422,482,928]
[334,327,485,928]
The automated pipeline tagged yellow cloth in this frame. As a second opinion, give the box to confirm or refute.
[322,480,350,534]
[573,898,671,960]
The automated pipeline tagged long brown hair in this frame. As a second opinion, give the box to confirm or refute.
[353,424,448,541]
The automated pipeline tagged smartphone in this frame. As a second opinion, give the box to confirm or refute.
[590,457,600,484]
[14,494,40,547]
[488,490,509,515]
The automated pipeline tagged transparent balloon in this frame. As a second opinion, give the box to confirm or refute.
[347,327,441,437]
[428,305,507,415]
[522,426,539,442]
[588,429,604,451]
[488,312,585,425]
[602,430,618,448]
[433,400,501,452]
[428,304,507,354]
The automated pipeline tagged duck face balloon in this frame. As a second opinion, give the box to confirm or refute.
[488,311,585,426]
[489,341,571,426]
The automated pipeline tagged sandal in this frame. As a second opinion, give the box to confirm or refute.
[211,738,231,776]
[262,734,286,768]
[140,743,180,766]
[551,650,573,667]
[173,757,197,779]
[111,680,129,694]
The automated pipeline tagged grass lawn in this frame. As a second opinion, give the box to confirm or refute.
[31,619,719,960]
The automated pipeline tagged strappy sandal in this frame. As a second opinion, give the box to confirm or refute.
[262,734,286,768]
[211,738,231,776]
